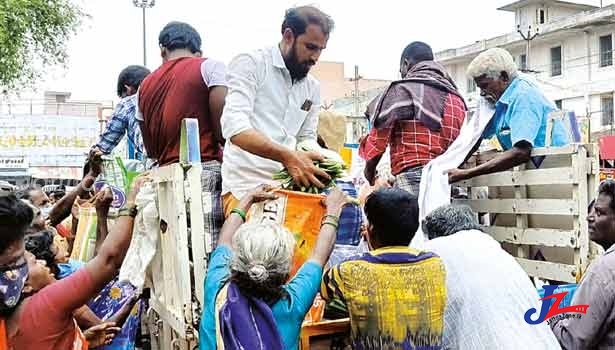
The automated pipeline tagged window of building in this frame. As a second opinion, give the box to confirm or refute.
[519,54,527,71]
[538,8,546,24]
[467,78,476,93]
[551,46,562,76]
[601,94,614,126]
[554,99,562,110]
[600,34,613,67]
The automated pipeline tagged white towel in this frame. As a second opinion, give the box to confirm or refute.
[410,98,496,248]
[118,181,160,290]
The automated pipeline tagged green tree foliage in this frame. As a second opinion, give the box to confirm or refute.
[0,0,85,90]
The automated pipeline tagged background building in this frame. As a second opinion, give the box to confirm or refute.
[310,61,390,110]
[436,0,615,140]
[0,91,113,187]
[311,61,391,143]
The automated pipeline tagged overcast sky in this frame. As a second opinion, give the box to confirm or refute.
[34,0,608,102]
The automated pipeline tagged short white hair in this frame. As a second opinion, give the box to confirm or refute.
[467,48,518,80]
[230,222,296,283]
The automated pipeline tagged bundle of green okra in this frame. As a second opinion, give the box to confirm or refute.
[272,158,346,194]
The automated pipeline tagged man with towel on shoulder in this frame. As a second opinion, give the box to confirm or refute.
[359,41,467,196]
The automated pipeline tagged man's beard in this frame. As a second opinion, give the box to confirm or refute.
[284,42,313,82]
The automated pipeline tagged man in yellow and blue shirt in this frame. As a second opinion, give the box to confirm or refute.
[321,188,447,350]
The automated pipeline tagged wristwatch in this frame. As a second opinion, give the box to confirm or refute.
[118,205,138,218]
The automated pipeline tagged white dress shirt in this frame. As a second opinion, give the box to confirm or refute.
[423,230,561,350]
[221,46,321,198]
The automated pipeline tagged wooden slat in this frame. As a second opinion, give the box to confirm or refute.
[454,198,578,215]
[150,296,188,337]
[457,167,576,187]
[513,164,530,261]
[464,144,590,167]
[572,149,590,283]
[485,226,578,248]
[185,164,208,309]
[151,165,177,183]
[150,164,196,339]
[516,258,577,283]
[531,145,579,157]
[465,145,578,162]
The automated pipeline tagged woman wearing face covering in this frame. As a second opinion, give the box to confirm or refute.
[0,193,34,349]
[0,170,148,349]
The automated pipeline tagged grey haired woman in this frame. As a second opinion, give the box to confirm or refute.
[200,185,351,350]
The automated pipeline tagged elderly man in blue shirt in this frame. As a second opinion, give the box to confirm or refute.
[447,48,570,183]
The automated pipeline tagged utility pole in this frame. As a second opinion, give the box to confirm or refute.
[133,0,156,66]
[585,30,593,142]
[130,0,154,160]
[517,24,539,71]
[350,65,363,117]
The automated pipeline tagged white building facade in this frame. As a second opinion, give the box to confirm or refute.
[436,0,615,138]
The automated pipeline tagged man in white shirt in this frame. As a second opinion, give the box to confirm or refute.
[422,204,561,350]
[220,6,335,215]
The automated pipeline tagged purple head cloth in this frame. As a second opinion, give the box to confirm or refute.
[219,282,284,350]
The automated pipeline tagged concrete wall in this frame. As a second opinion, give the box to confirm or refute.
[515,3,593,29]
[516,4,540,29]
[549,5,587,22]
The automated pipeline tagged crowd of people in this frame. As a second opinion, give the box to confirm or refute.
[1,3,615,350]
[0,155,145,349]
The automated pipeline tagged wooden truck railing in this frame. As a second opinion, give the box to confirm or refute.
[143,120,211,349]
[454,144,601,283]
[140,123,601,348]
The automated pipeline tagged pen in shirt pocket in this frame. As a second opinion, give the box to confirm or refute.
[301,99,313,111]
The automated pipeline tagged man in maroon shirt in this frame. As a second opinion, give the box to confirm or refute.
[137,21,227,243]
[360,41,466,196]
